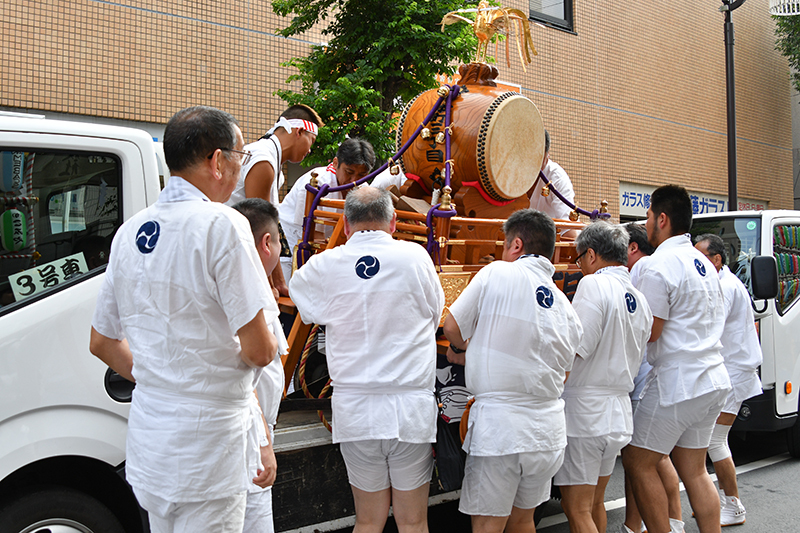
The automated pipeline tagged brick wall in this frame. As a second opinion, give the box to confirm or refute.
[0,0,792,215]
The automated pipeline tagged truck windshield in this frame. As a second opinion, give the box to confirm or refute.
[690,216,761,299]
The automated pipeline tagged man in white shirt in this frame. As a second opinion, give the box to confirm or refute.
[695,233,763,527]
[278,138,375,281]
[89,106,279,533]
[443,209,583,533]
[227,104,323,298]
[621,223,683,533]
[232,198,292,533]
[623,185,731,533]
[289,187,444,533]
[528,130,575,222]
[556,222,652,533]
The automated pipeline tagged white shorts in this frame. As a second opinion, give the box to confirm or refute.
[339,439,434,492]
[244,488,274,533]
[721,390,744,416]
[554,433,630,486]
[630,388,728,455]
[133,486,246,533]
[459,449,564,517]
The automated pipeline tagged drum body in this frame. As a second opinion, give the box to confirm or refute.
[396,74,545,202]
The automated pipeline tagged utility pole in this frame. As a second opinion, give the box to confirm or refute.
[721,0,746,211]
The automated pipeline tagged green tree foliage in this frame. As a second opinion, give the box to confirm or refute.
[775,14,800,94]
[272,0,478,166]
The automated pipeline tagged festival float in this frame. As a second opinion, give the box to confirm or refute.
[271,4,610,530]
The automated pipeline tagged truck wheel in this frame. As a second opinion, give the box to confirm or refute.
[0,487,126,533]
[787,416,800,458]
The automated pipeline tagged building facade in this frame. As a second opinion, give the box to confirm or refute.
[1,0,792,218]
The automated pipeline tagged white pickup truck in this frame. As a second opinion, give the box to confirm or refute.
[690,211,799,453]
[0,115,164,533]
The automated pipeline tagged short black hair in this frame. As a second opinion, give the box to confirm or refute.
[650,184,693,235]
[624,223,655,256]
[231,198,280,244]
[164,106,238,173]
[336,138,375,171]
[695,233,727,263]
[503,208,556,258]
[544,129,550,153]
[281,104,324,128]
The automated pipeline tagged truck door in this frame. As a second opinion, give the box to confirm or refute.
[770,219,800,417]
[0,133,148,484]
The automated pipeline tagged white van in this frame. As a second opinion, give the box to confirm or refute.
[690,211,800,452]
[0,115,162,532]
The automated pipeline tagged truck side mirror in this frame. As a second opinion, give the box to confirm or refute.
[751,255,778,300]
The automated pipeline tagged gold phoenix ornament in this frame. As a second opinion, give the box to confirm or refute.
[440,1,537,71]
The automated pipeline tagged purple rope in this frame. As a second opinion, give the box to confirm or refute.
[443,85,461,189]
[537,170,610,220]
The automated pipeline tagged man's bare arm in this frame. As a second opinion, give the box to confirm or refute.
[649,316,665,343]
[89,327,135,382]
[244,162,276,204]
[443,314,468,365]
[238,309,279,368]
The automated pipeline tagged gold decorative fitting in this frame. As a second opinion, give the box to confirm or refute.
[443,185,453,195]
[390,164,401,176]
[421,127,432,140]
[600,200,609,214]
[309,171,319,188]
[569,210,579,222]
[435,132,446,144]
[437,86,450,98]
[540,184,550,197]
[32,251,41,261]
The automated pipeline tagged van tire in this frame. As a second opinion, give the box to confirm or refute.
[787,416,800,458]
[0,487,126,533]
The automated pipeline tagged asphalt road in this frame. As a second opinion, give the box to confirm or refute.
[333,429,799,532]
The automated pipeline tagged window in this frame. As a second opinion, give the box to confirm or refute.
[0,149,121,310]
[530,0,574,31]
[690,216,761,300]
[772,224,800,315]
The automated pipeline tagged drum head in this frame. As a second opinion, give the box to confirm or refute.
[480,95,545,201]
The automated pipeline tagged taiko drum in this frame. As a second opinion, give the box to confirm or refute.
[396,66,545,202]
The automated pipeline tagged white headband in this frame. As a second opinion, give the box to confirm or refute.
[267,116,319,136]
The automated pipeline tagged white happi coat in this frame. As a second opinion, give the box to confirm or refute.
[530,160,575,221]
[228,135,283,206]
[278,164,343,270]
[448,255,583,457]
[92,176,277,502]
[288,230,445,444]
[636,234,731,407]
[630,255,654,400]
[565,266,652,437]
[719,265,763,403]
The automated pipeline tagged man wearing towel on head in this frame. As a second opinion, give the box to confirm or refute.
[289,186,444,533]
[227,104,323,298]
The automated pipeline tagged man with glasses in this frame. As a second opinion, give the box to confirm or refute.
[623,185,730,533]
[227,104,323,298]
[90,106,279,533]
[556,222,652,533]
[694,234,762,526]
